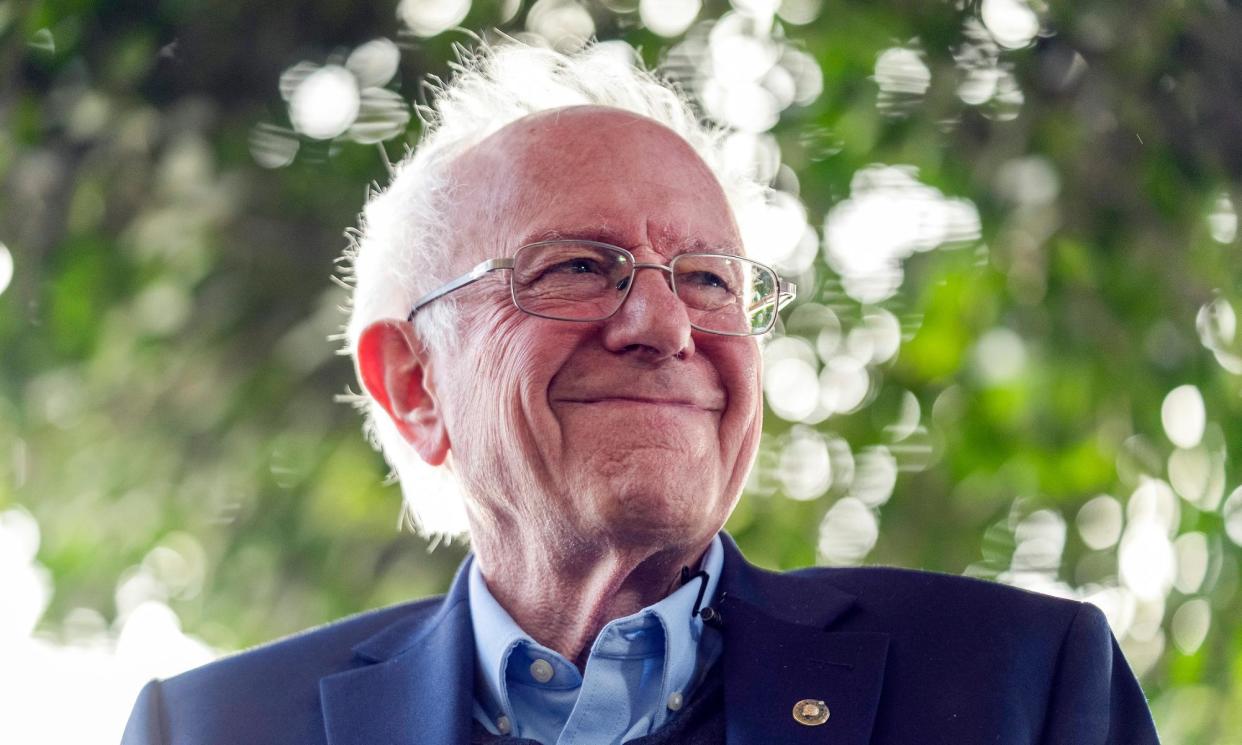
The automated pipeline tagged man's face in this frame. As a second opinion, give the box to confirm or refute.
[433,107,763,551]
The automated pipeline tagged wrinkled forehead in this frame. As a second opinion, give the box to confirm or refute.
[441,106,741,269]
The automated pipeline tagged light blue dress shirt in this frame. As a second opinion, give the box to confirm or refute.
[467,535,724,745]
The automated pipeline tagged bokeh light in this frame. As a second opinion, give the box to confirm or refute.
[346,38,401,89]
[640,0,700,38]
[1162,384,1206,449]
[249,123,299,169]
[778,427,832,500]
[1171,598,1211,655]
[1196,296,1242,374]
[1224,487,1242,546]
[349,87,411,144]
[817,497,879,565]
[849,445,898,507]
[874,46,931,115]
[289,65,361,140]
[1173,532,1209,595]
[973,327,1027,384]
[777,0,821,25]
[763,337,819,421]
[0,508,50,640]
[1168,443,1226,510]
[526,0,596,51]
[1076,494,1123,550]
[399,0,471,37]
[980,0,1041,50]
[1208,193,1237,244]
[824,165,981,303]
[0,241,12,297]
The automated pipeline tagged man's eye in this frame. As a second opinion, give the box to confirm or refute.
[683,271,731,290]
[548,258,604,274]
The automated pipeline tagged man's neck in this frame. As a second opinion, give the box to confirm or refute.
[472,536,712,669]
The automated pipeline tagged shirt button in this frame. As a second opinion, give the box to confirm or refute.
[496,715,512,735]
[529,658,554,684]
[667,692,684,711]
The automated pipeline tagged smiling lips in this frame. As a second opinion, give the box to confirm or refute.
[554,394,724,412]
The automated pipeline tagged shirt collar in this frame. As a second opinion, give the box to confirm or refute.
[467,534,725,726]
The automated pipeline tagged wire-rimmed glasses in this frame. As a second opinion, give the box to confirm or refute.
[407,239,797,336]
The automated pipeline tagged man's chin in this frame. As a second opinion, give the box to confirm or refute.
[575,480,725,542]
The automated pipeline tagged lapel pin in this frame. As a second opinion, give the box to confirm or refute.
[792,699,830,726]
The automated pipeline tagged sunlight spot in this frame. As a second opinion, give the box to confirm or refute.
[1012,510,1066,573]
[640,0,700,37]
[1168,444,1225,510]
[289,65,360,140]
[817,497,878,565]
[874,46,930,115]
[765,357,819,422]
[849,445,898,507]
[348,88,411,144]
[1083,586,1136,639]
[1119,519,1176,602]
[1127,478,1180,535]
[346,38,401,89]
[527,0,595,51]
[249,123,299,169]
[709,12,781,83]
[0,242,12,297]
[738,189,807,267]
[0,508,50,640]
[824,165,980,303]
[852,310,902,365]
[994,156,1060,206]
[973,327,1026,383]
[1170,598,1211,655]
[981,0,1040,50]
[1076,494,1123,550]
[780,48,823,106]
[1208,193,1237,244]
[778,0,822,25]
[1223,486,1242,547]
[398,0,471,37]
[1161,385,1205,449]
[1196,297,1236,351]
[1173,532,1209,595]
[820,354,872,414]
[886,390,922,443]
[779,428,832,501]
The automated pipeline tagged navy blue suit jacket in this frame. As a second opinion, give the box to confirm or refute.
[121,533,1159,744]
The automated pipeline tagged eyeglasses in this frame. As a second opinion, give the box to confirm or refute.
[406,239,797,336]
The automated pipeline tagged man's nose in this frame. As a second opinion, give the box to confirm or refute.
[600,264,695,360]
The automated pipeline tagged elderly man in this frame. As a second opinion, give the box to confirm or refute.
[122,44,1159,745]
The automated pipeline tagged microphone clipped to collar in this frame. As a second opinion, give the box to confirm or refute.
[679,566,724,629]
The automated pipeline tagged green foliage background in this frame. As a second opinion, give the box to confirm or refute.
[3,0,1241,741]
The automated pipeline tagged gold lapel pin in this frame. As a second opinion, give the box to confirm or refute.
[792,699,830,726]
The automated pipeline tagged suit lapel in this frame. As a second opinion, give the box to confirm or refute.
[319,560,475,745]
[317,536,888,745]
[717,535,889,745]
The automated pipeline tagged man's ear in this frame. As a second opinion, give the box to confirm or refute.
[356,319,450,466]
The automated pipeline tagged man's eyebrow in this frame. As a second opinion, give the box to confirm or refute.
[520,227,741,255]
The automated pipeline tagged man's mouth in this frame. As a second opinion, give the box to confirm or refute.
[555,396,723,412]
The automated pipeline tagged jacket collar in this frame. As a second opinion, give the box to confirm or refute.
[319,533,889,745]
[716,532,889,745]
[319,558,475,745]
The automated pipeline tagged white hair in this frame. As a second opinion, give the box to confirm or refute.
[341,39,765,538]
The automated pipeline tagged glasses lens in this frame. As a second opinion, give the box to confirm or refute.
[672,254,778,335]
[512,241,632,320]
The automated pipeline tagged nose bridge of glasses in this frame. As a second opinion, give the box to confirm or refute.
[632,262,675,281]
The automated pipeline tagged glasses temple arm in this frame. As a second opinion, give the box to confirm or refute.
[406,258,515,321]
